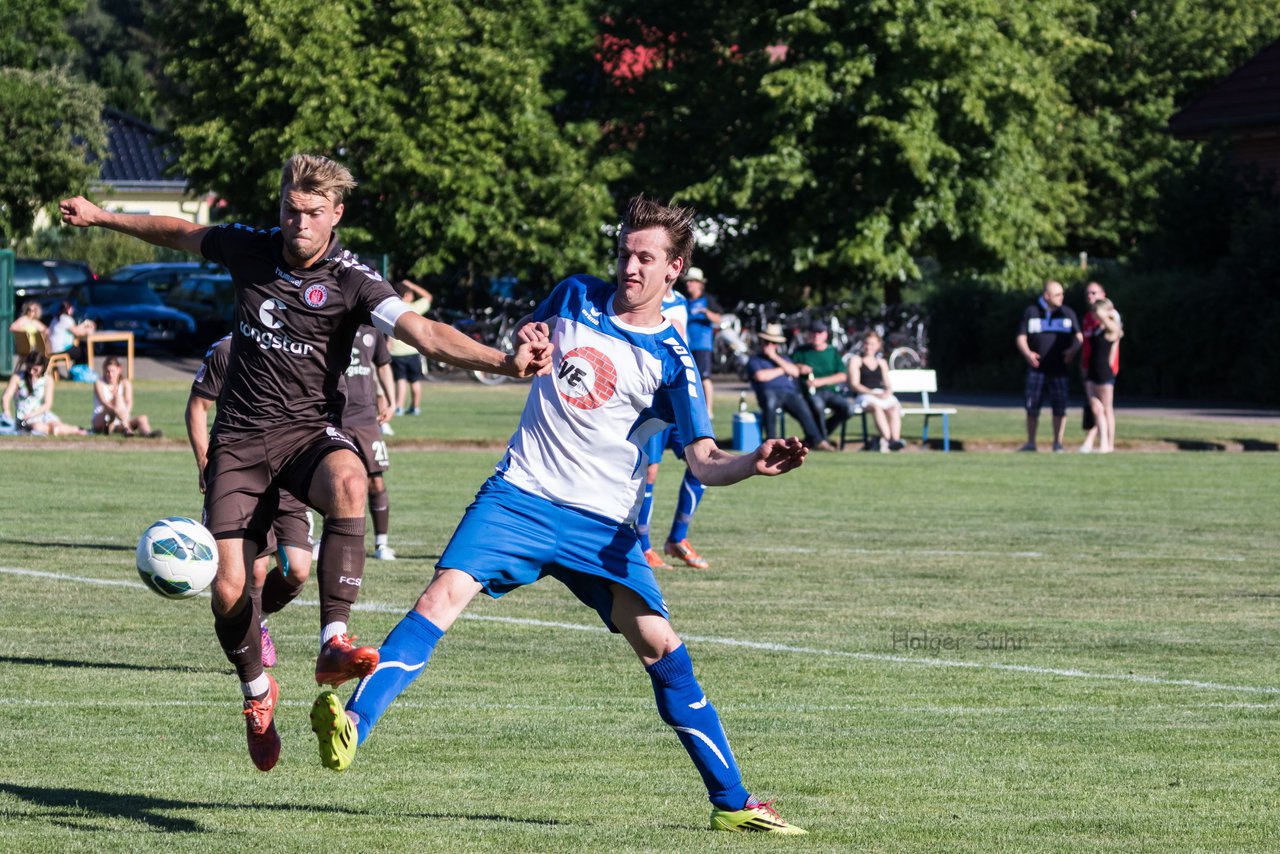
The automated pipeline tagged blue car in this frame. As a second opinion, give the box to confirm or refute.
[61,281,198,353]
[106,261,225,296]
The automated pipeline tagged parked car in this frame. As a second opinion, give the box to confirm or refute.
[60,280,197,352]
[11,258,96,316]
[106,261,226,295]
[162,274,235,346]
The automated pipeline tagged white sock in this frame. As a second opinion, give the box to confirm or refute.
[321,621,348,647]
[241,674,270,699]
[375,534,388,548]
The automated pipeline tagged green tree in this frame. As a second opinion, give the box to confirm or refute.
[68,0,163,123]
[157,0,616,293]
[597,0,1090,303]
[0,0,105,244]
[1061,0,1280,260]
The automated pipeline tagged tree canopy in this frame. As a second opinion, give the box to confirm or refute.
[0,1,104,245]
[156,0,617,291]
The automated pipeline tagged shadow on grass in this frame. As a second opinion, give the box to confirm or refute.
[0,538,134,553]
[0,783,560,833]
[0,655,223,675]
[1234,438,1280,452]
[1161,438,1226,451]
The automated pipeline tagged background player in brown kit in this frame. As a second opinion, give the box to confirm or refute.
[341,325,398,560]
[60,154,550,772]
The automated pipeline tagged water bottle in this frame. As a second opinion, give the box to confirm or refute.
[732,391,760,452]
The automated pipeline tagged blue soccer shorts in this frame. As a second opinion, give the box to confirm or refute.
[643,424,686,465]
[437,476,669,631]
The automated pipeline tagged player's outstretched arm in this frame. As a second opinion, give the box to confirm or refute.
[683,436,806,487]
[60,196,210,256]
[394,312,550,378]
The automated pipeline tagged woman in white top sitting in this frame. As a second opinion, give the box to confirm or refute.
[848,330,904,452]
[92,356,160,437]
[2,351,86,436]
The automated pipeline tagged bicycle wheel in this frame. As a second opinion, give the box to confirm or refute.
[472,369,509,385]
[889,347,922,370]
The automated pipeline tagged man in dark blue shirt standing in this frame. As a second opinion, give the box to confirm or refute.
[1015,280,1082,451]
[684,267,721,417]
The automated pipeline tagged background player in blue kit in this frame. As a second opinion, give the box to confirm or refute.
[635,280,711,570]
[311,196,809,834]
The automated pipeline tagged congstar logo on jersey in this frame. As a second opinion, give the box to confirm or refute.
[239,298,314,355]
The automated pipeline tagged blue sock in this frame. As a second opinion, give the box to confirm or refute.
[668,468,704,543]
[646,644,750,810]
[636,483,656,551]
[346,610,444,745]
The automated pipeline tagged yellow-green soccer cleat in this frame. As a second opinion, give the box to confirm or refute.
[710,799,807,834]
[310,691,358,771]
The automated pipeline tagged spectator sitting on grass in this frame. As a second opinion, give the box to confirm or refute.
[2,351,86,436]
[92,356,161,437]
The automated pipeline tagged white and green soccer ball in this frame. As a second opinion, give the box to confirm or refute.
[135,517,219,600]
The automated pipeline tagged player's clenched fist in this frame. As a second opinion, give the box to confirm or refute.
[60,196,104,228]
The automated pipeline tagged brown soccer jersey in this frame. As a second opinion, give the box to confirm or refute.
[340,325,391,427]
[200,225,399,439]
[191,335,232,402]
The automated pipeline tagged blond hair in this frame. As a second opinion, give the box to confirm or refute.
[280,154,357,205]
[1093,298,1123,343]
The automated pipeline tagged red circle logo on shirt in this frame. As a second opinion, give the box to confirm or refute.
[556,346,617,410]
[303,284,328,309]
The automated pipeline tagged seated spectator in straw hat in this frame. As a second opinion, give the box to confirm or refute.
[746,323,835,451]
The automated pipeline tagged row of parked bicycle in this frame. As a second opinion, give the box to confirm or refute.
[709,300,930,379]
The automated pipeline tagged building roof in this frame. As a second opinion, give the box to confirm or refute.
[1169,39,1280,139]
[92,108,186,189]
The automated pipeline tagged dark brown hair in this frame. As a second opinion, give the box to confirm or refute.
[620,195,696,270]
[20,351,48,394]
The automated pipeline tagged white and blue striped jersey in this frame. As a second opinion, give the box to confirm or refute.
[496,275,714,523]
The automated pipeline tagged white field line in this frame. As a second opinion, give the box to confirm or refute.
[2,566,1277,697]
[756,545,1247,562]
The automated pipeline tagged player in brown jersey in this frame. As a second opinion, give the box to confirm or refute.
[341,325,397,560]
[60,154,550,772]
[187,334,315,673]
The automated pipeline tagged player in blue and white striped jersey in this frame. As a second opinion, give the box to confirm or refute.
[311,196,809,834]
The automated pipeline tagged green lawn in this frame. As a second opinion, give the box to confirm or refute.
[28,377,1280,451]
[0,414,1276,851]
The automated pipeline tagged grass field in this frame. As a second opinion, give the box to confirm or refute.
[0,383,1277,851]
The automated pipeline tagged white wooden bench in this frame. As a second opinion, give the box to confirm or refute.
[770,369,955,451]
[886,369,956,451]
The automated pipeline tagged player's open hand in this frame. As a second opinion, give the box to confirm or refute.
[512,322,553,377]
[59,196,102,228]
[753,436,807,476]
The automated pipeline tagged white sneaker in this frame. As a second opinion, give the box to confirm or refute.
[374,545,397,561]
[380,422,395,436]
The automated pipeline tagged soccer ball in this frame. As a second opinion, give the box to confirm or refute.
[136,517,219,600]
